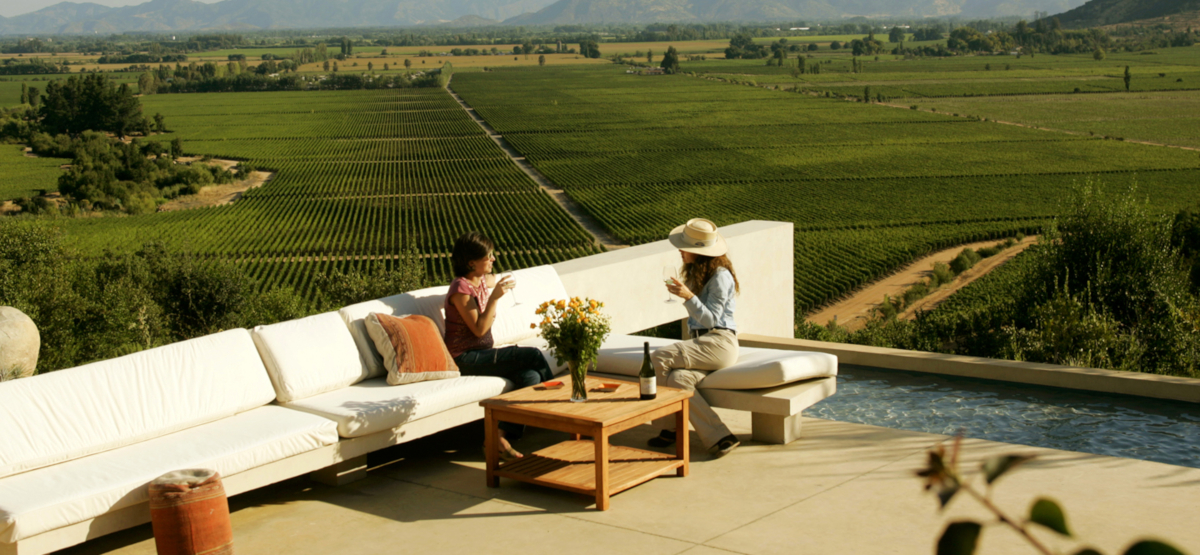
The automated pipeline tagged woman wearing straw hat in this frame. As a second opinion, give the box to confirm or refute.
[649,218,742,457]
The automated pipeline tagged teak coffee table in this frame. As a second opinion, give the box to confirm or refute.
[480,375,692,510]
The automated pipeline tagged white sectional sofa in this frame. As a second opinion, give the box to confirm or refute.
[0,220,836,555]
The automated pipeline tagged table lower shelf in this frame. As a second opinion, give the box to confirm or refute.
[495,440,682,497]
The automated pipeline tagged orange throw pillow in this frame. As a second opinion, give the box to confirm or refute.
[364,313,460,386]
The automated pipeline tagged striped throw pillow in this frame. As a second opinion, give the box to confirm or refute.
[364,313,460,386]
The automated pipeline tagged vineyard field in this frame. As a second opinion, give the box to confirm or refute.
[691,46,1200,99]
[0,145,64,200]
[452,64,1200,317]
[43,87,599,302]
[913,90,1200,148]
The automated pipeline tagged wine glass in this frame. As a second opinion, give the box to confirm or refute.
[500,270,519,306]
[662,266,679,303]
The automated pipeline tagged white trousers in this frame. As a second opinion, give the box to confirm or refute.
[651,329,738,449]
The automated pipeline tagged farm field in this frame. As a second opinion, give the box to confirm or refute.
[40,88,599,301]
[0,145,64,199]
[691,46,1200,98]
[451,64,1200,318]
[0,74,138,108]
[912,91,1200,148]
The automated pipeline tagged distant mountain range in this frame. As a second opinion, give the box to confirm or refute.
[0,0,1091,35]
[1054,0,1200,28]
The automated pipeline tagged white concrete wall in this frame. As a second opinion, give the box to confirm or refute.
[552,220,793,338]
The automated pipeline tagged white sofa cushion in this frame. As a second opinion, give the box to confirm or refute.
[252,312,370,403]
[339,285,450,378]
[284,376,511,438]
[0,406,337,544]
[593,334,838,390]
[0,329,275,481]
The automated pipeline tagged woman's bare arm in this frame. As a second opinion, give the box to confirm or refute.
[449,276,510,338]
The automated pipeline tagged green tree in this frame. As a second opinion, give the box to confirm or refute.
[170,137,183,158]
[888,26,905,43]
[660,46,680,74]
[1124,65,1131,91]
[26,86,39,109]
[323,60,330,72]
[367,61,373,71]
[1093,47,1106,61]
[647,49,653,63]
[538,54,546,67]
[404,58,412,72]
[138,71,156,95]
[20,83,27,105]
[153,113,165,133]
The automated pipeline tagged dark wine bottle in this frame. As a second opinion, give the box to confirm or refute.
[639,342,656,400]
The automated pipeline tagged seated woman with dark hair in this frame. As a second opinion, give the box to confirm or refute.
[445,231,554,461]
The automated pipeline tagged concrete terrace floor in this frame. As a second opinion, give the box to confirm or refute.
[62,408,1200,555]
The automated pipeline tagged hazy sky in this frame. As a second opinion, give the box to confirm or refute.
[2,0,223,18]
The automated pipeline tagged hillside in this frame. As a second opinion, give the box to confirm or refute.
[0,0,552,34]
[507,0,1086,25]
[1054,0,1200,28]
[1,0,1087,34]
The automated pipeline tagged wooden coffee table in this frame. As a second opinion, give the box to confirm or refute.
[480,375,692,510]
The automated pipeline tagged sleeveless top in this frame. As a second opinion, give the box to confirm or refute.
[443,277,494,359]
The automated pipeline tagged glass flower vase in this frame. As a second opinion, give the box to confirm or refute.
[568,360,589,402]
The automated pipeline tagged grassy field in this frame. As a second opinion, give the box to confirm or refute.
[690,45,1200,99]
[912,91,1200,148]
[451,64,1200,317]
[36,88,599,301]
[0,145,63,200]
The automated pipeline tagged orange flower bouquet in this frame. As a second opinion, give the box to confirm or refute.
[534,297,612,402]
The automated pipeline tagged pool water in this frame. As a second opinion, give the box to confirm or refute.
[807,365,1200,469]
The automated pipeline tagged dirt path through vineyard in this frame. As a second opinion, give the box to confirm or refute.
[805,235,1038,330]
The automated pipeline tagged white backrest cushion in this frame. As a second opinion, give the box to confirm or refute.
[491,265,570,346]
[338,285,449,378]
[252,312,369,403]
[0,329,274,480]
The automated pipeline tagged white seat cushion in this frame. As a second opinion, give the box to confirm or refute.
[593,334,838,390]
[0,329,275,480]
[339,285,451,378]
[284,376,511,438]
[252,312,370,403]
[0,406,337,544]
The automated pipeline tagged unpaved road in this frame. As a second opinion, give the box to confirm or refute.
[806,235,1038,330]
[158,158,274,212]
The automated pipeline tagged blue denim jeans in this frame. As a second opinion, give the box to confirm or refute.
[455,345,554,440]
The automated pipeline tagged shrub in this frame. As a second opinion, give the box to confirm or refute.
[931,262,954,287]
[949,248,981,274]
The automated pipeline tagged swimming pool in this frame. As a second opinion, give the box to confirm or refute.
[807,365,1200,469]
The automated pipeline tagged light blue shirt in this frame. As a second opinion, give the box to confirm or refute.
[684,267,737,332]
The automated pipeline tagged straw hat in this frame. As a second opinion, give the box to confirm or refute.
[668,218,728,257]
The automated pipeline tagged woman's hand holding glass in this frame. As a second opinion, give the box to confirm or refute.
[491,275,513,301]
[499,270,520,306]
[665,277,694,302]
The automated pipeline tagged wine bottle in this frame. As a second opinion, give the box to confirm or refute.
[639,342,656,400]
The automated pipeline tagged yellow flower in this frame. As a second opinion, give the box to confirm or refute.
[580,316,589,324]
[542,317,551,325]
[556,301,566,309]
[589,300,598,309]
[529,323,536,329]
